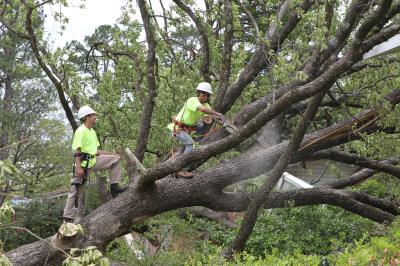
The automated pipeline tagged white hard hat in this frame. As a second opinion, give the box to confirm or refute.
[77,106,96,119]
[196,82,213,95]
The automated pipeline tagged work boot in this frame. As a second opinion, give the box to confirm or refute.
[110,183,128,198]
[177,170,193,179]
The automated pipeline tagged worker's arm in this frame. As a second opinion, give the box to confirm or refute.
[74,148,85,177]
[197,105,224,121]
[197,105,218,115]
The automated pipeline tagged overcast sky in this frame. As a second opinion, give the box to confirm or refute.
[44,0,138,48]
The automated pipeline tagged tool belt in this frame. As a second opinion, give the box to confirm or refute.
[173,120,197,133]
[72,152,95,179]
[79,152,95,161]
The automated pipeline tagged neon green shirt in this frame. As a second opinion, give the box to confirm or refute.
[72,124,100,168]
[168,97,210,131]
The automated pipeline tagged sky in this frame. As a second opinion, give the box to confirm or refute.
[44,0,135,48]
[43,0,206,49]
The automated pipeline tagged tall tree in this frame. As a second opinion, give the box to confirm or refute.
[1,0,400,264]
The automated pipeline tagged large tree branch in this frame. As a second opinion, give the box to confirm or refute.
[23,3,77,131]
[345,190,400,215]
[7,179,398,265]
[325,159,399,189]
[136,0,158,162]
[214,0,234,108]
[208,188,398,224]
[7,88,400,263]
[304,150,400,178]
[141,30,400,188]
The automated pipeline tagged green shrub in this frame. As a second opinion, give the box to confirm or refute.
[0,201,63,251]
[331,218,400,266]
[212,205,374,257]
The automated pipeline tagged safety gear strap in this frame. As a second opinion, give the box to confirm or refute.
[173,120,197,134]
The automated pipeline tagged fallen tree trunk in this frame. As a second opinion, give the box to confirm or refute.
[7,179,398,265]
[7,87,400,264]
[7,111,400,264]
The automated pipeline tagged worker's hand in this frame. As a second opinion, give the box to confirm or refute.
[217,113,226,124]
[75,166,85,178]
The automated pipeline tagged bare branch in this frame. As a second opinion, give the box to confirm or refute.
[23,4,77,131]
[303,0,371,76]
[215,0,234,108]
[5,226,70,257]
[325,160,398,189]
[34,0,52,9]
[361,23,400,54]
[177,207,236,228]
[352,0,393,46]
[305,149,400,178]
[172,0,211,81]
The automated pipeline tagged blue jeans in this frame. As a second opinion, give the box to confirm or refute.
[173,122,207,154]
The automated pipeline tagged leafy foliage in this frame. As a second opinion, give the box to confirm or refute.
[0,161,14,265]
[115,218,400,265]
[63,246,109,266]
[0,200,62,251]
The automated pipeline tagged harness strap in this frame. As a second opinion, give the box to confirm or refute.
[173,120,197,133]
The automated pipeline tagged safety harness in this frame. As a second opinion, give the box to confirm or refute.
[173,120,197,134]
[72,152,94,208]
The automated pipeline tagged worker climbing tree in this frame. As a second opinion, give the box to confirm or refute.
[63,106,127,223]
[167,82,225,178]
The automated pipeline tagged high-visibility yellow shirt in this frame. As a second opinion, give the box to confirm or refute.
[72,124,100,168]
[168,97,210,131]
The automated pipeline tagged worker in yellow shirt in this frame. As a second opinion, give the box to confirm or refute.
[168,82,224,178]
[63,106,126,223]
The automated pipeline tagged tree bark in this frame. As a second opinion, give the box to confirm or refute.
[7,182,397,265]
[135,0,158,162]
[0,75,12,161]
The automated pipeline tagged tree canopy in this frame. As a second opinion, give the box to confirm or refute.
[0,0,400,265]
